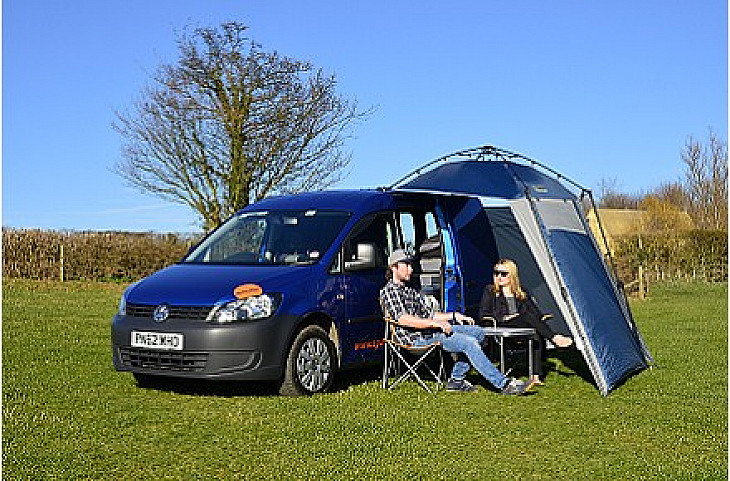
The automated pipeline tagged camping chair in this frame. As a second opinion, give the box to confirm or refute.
[381,314,445,394]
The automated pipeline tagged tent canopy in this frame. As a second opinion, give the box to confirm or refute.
[397,160,576,200]
[391,145,652,395]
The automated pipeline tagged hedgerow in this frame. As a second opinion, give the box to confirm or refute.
[611,229,728,283]
[2,229,197,282]
[3,228,726,284]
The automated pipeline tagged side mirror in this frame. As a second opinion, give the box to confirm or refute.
[344,243,378,271]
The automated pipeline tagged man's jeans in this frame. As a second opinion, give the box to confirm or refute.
[413,324,508,389]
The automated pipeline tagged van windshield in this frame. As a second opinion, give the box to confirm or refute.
[183,210,351,265]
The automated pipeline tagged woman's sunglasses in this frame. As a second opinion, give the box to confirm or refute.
[493,270,510,278]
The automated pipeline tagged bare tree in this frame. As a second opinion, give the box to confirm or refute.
[649,181,690,212]
[597,178,641,209]
[114,22,370,230]
[682,130,728,230]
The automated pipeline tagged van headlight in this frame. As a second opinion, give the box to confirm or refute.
[118,280,141,316]
[208,294,281,323]
[118,295,127,316]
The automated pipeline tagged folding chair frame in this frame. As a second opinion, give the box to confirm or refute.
[382,319,445,394]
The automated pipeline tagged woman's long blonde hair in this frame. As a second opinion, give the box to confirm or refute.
[491,258,527,300]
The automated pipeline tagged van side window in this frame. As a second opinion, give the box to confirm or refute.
[425,211,439,239]
[397,210,440,253]
[399,212,416,252]
[343,213,397,272]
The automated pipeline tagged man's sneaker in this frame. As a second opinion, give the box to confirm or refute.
[500,377,533,396]
[446,378,478,392]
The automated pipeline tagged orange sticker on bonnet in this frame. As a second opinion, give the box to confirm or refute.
[234,284,263,299]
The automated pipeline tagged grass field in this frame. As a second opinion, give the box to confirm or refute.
[3,279,727,479]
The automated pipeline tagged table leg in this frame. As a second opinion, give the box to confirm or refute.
[499,336,505,374]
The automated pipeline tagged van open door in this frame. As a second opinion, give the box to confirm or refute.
[434,196,499,317]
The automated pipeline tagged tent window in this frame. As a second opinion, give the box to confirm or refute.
[536,199,585,234]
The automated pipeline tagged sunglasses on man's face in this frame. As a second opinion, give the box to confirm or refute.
[493,270,510,278]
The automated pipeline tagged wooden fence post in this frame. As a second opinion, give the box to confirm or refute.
[637,235,646,299]
[59,244,64,282]
[638,264,645,300]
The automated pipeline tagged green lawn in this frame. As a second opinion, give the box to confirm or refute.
[3,279,727,479]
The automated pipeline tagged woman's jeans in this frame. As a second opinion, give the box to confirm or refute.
[412,324,508,389]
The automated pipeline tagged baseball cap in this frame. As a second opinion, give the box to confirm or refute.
[388,249,415,266]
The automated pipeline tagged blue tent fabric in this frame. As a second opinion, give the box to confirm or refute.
[548,229,648,391]
[399,161,575,200]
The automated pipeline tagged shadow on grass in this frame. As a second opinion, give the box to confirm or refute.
[132,373,282,397]
[486,347,656,394]
[546,348,596,386]
[128,349,601,398]
[476,345,597,387]
[130,364,385,397]
[331,363,383,392]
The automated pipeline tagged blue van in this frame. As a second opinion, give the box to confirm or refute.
[112,149,652,396]
[112,189,476,395]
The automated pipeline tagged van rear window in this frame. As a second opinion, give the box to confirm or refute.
[183,210,351,265]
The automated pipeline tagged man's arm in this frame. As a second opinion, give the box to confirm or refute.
[432,311,474,325]
[397,311,473,331]
[397,313,444,329]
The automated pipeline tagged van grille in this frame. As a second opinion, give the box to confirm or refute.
[126,303,213,320]
[119,347,208,372]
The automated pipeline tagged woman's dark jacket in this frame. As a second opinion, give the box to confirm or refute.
[477,284,555,340]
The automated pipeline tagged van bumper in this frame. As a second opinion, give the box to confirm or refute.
[111,313,298,381]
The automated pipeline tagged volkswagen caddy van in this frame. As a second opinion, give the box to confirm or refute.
[112,189,496,395]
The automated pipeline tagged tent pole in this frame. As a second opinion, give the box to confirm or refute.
[389,144,589,195]
[582,190,621,284]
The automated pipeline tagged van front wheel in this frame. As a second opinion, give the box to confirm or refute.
[280,325,336,396]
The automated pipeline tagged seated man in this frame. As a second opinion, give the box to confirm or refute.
[379,249,533,395]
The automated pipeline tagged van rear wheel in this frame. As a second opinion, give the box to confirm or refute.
[280,325,336,396]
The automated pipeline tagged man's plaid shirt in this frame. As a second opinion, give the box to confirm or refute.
[379,280,435,343]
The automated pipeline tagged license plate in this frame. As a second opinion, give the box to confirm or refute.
[131,331,184,351]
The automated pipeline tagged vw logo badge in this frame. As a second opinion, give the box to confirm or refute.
[153,304,170,322]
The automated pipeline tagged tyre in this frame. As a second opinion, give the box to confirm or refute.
[279,325,336,396]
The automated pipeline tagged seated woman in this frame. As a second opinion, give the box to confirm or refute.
[478,258,573,385]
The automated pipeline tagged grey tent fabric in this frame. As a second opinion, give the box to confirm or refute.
[482,204,567,333]
[508,199,582,340]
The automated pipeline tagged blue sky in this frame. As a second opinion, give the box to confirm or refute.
[4,1,727,232]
